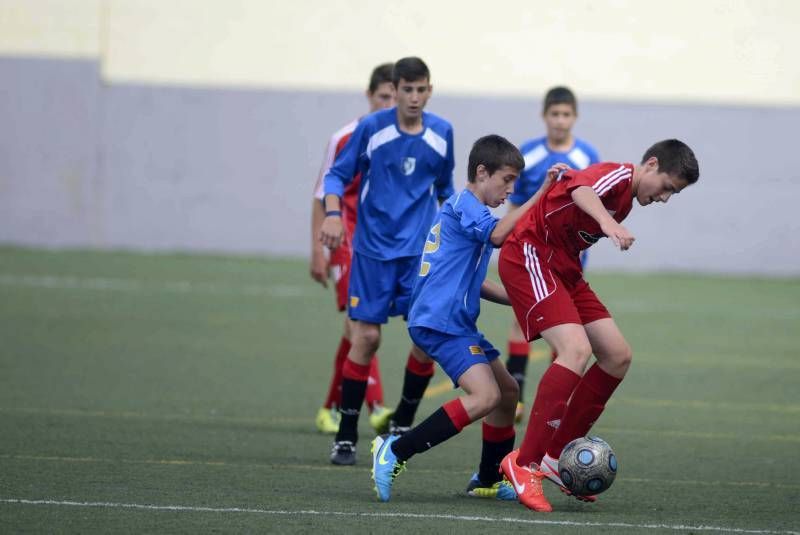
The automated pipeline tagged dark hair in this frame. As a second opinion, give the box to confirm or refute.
[467,135,525,183]
[368,63,394,93]
[543,86,577,113]
[641,139,699,184]
[392,57,430,85]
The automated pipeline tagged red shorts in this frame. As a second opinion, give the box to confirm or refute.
[498,239,610,341]
[330,243,352,311]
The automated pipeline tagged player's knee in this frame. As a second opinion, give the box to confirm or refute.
[558,340,593,369]
[473,384,502,418]
[500,376,520,408]
[612,342,633,374]
[354,326,381,352]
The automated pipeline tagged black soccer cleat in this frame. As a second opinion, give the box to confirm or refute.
[330,440,357,465]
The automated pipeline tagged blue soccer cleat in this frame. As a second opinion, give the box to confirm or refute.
[466,473,518,501]
[371,434,406,502]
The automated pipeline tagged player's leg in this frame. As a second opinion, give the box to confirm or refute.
[544,317,630,461]
[386,344,434,434]
[516,323,590,466]
[467,356,518,500]
[330,252,393,465]
[366,356,390,431]
[373,330,491,501]
[316,251,351,434]
[384,254,435,435]
[505,318,530,422]
[538,283,627,501]
[316,315,349,434]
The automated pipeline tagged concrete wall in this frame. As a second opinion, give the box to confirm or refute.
[1,1,799,275]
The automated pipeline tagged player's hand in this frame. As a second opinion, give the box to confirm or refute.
[319,216,344,251]
[601,220,635,251]
[310,248,329,288]
[545,163,570,186]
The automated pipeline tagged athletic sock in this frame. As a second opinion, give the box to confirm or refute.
[391,354,435,427]
[517,363,581,467]
[505,341,529,400]
[364,354,384,410]
[391,398,470,462]
[334,359,370,444]
[478,421,515,485]
[323,337,350,409]
[546,363,622,458]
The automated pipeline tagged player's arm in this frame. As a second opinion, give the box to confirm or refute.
[310,198,329,287]
[434,127,456,203]
[488,163,567,247]
[571,186,635,250]
[320,123,367,250]
[480,279,510,305]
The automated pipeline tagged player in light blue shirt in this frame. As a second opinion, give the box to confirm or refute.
[507,86,600,421]
[320,57,455,465]
[369,134,566,502]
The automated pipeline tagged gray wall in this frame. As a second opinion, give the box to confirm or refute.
[2,56,799,275]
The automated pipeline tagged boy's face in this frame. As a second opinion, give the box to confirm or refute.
[543,103,577,144]
[476,165,520,208]
[395,77,432,122]
[635,157,691,206]
[367,82,396,112]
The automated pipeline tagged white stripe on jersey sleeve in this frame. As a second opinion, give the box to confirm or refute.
[366,124,401,159]
[422,128,448,158]
[313,119,358,199]
[592,165,631,197]
[523,144,548,170]
[567,147,591,170]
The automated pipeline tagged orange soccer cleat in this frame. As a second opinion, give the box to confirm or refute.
[499,449,552,512]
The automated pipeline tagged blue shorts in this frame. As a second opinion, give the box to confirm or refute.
[347,252,420,324]
[408,326,500,386]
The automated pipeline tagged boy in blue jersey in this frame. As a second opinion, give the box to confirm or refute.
[370,135,567,502]
[320,57,455,465]
[506,87,600,422]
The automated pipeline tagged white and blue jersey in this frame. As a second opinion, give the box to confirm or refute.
[324,107,455,260]
[408,190,497,336]
[509,136,599,205]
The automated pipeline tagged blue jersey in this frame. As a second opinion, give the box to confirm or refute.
[509,136,599,205]
[408,190,498,336]
[324,107,455,260]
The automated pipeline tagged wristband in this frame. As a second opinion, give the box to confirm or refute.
[325,210,342,217]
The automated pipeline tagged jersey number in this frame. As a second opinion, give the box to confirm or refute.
[419,222,441,276]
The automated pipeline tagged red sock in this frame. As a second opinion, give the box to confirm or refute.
[442,398,472,431]
[323,337,350,409]
[517,363,581,466]
[508,340,529,357]
[546,363,622,458]
[341,358,371,381]
[365,355,384,409]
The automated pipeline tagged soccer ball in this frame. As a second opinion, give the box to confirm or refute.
[558,436,618,496]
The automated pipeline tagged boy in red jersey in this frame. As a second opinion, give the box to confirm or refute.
[497,139,699,512]
[309,63,396,434]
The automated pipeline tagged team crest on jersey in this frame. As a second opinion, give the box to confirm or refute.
[468,345,485,356]
[578,230,604,245]
[402,157,416,176]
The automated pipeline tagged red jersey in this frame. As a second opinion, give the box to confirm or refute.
[509,162,634,284]
[314,119,360,241]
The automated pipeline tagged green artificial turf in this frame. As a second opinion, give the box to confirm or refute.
[0,246,798,533]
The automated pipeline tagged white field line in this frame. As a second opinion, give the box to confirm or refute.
[3,454,800,492]
[0,498,797,534]
[0,273,313,298]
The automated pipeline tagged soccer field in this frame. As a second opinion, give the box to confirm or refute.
[0,246,798,534]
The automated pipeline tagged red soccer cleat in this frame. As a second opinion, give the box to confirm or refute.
[500,449,552,512]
